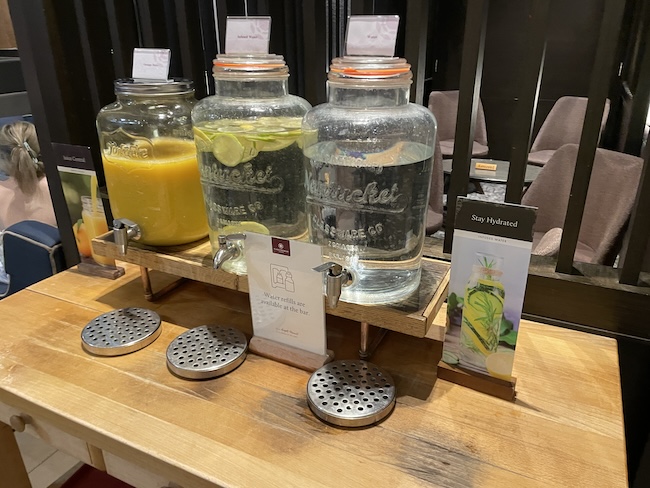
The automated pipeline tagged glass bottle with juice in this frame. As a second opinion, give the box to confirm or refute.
[459,253,505,369]
[80,191,114,266]
[97,79,208,247]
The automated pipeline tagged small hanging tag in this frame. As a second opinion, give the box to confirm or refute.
[132,48,171,81]
[345,15,400,57]
[225,16,272,54]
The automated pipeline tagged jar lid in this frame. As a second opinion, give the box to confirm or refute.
[114,78,194,95]
[213,54,289,79]
[328,56,412,85]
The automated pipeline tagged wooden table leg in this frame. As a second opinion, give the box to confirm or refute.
[0,422,31,488]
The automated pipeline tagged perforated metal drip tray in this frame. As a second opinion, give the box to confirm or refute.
[307,360,396,428]
[166,325,248,380]
[81,307,161,356]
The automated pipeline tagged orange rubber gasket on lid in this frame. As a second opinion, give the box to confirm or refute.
[214,62,286,69]
[330,67,410,76]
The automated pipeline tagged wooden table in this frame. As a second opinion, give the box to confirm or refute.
[0,264,627,487]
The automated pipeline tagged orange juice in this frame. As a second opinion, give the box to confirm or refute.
[81,195,114,266]
[102,138,208,246]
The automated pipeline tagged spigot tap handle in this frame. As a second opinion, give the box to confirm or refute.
[312,261,343,276]
[226,233,247,242]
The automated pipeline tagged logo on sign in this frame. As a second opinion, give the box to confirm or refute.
[272,237,291,256]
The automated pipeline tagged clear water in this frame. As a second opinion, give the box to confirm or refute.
[304,141,433,304]
[196,119,307,274]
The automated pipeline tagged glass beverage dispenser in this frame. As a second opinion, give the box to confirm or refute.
[303,57,437,305]
[192,54,311,275]
[96,79,208,252]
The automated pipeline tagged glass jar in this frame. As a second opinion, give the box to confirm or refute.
[80,196,114,266]
[459,253,505,369]
[303,56,437,305]
[96,79,208,246]
[192,54,311,275]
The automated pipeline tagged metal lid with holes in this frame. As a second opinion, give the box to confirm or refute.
[166,325,248,380]
[306,360,396,428]
[81,308,161,356]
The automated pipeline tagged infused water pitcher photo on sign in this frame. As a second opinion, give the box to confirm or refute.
[443,198,536,382]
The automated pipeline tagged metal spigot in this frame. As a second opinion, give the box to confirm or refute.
[213,233,246,270]
[313,262,352,308]
[113,218,141,255]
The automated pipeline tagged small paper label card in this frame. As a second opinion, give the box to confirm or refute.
[245,233,326,355]
[132,48,171,80]
[225,16,272,54]
[345,15,400,56]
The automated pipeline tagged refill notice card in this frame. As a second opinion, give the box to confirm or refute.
[245,233,326,355]
[442,197,536,385]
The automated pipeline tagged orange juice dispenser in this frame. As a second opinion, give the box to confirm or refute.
[96,79,208,253]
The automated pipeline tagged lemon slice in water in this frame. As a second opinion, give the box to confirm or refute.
[485,352,515,381]
[221,221,270,235]
[193,127,214,152]
[212,134,244,166]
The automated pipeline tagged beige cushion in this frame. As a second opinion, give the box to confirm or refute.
[532,228,562,256]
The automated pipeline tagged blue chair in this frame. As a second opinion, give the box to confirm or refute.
[0,220,66,298]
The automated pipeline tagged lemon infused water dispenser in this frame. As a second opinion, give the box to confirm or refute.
[304,57,437,305]
[96,79,208,253]
[192,54,311,275]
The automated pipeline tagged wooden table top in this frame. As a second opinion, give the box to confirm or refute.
[0,264,627,487]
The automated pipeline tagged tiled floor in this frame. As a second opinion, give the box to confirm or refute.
[15,431,80,488]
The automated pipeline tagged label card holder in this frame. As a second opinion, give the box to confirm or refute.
[132,48,171,81]
[225,16,272,54]
[245,233,333,371]
[345,15,400,57]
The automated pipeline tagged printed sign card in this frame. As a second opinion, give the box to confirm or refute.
[52,143,119,272]
[442,198,536,392]
[225,16,272,54]
[245,232,326,356]
[132,48,171,80]
[345,15,400,57]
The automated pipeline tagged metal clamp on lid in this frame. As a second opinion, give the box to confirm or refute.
[313,262,352,308]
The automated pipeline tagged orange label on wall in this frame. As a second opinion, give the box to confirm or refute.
[475,162,498,171]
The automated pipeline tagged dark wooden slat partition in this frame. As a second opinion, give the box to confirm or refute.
[443,0,489,253]
[619,147,650,285]
[404,0,429,105]
[104,0,139,80]
[504,0,550,204]
[197,0,218,96]
[623,25,650,157]
[8,0,78,266]
[175,0,211,99]
[555,0,626,274]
